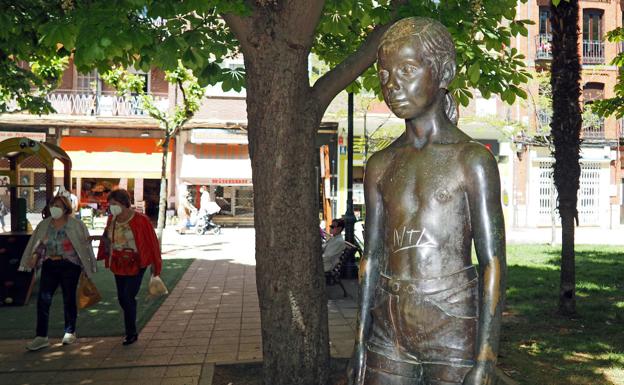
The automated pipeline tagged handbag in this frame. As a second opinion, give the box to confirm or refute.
[111,248,141,276]
[77,273,101,309]
[107,219,141,276]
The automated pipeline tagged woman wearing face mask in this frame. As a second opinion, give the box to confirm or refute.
[19,195,97,351]
[97,189,161,346]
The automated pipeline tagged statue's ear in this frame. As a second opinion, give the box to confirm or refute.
[440,60,456,89]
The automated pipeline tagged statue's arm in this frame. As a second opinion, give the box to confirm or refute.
[463,145,507,385]
[349,154,385,384]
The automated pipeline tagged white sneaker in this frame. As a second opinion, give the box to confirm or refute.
[26,336,49,351]
[62,333,77,345]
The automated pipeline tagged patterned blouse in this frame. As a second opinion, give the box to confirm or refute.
[43,223,81,266]
[108,214,138,252]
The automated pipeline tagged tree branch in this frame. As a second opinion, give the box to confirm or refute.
[311,24,391,112]
[283,0,325,49]
[222,12,254,52]
[311,0,407,111]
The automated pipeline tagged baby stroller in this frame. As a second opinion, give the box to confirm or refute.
[194,201,222,235]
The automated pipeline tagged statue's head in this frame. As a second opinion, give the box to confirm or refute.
[377,17,458,123]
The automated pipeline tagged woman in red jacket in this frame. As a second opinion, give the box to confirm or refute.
[97,189,161,345]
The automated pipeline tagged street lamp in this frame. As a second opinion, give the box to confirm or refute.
[344,92,356,244]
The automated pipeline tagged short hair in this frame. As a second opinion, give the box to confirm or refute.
[332,218,345,230]
[107,189,132,208]
[50,195,72,215]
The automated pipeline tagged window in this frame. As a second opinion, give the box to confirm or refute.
[76,69,98,92]
[128,68,149,94]
[539,7,551,35]
[583,82,605,102]
[583,9,603,42]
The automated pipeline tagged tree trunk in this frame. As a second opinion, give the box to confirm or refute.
[244,43,329,385]
[550,0,581,316]
[156,135,170,244]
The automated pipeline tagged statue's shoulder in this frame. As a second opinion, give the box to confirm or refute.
[367,145,396,170]
[457,140,498,172]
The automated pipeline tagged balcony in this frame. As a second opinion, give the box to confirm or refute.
[582,115,605,139]
[538,110,605,139]
[535,34,552,61]
[536,109,552,132]
[582,40,605,65]
[46,91,169,117]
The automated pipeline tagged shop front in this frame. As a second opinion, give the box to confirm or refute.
[55,136,170,220]
[176,129,253,224]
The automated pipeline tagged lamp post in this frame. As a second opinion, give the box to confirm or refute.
[344,92,356,244]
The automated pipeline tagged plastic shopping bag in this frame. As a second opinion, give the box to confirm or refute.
[148,275,169,298]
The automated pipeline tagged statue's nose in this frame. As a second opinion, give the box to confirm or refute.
[386,75,400,91]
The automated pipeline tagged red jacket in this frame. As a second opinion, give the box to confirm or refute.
[97,212,162,276]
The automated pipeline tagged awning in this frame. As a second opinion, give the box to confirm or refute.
[179,154,252,186]
[54,150,165,179]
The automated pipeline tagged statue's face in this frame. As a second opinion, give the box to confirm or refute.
[378,37,439,119]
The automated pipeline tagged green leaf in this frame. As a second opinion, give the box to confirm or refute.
[468,63,481,85]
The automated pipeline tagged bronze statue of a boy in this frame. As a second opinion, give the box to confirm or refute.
[349,17,506,385]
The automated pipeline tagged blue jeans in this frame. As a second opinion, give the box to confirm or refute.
[114,268,146,337]
[36,260,82,337]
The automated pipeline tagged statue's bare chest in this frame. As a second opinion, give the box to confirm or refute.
[378,147,465,212]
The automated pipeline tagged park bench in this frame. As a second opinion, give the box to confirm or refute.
[325,240,361,298]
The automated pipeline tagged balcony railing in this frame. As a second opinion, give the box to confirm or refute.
[537,110,605,139]
[582,116,605,139]
[46,91,169,117]
[536,109,552,132]
[582,40,605,65]
[535,34,552,60]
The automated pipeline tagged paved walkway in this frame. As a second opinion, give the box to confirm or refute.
[1,225,618,384]
[0,227,358,385]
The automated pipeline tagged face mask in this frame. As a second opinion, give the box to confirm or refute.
[50,207,64,219]
[109,204,123,217]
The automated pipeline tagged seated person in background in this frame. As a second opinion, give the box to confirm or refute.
[322,218,346,273]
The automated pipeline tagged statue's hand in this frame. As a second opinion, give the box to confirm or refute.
[463,362,495,385]
[347,343,366,385]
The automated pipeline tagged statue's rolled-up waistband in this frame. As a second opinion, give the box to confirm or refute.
[379,265,477,295]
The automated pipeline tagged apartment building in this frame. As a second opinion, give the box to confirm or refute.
[508,0,624,228]
[0,60,172,219]
[0,57,341,225]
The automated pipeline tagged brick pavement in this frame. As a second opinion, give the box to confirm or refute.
[0,232,358,385]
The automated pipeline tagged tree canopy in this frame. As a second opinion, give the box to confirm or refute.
[1,1,535,383]
[1,0,531,114]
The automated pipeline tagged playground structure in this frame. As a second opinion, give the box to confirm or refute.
[0,137,72,306]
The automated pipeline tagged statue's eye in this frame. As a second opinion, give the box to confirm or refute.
[379,70,389,84]
[400,64,417,75]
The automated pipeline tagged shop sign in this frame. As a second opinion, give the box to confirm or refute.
[0,131,46,141]
[191,129,248,144]
[353,183,364,205]
[208,178,252,185]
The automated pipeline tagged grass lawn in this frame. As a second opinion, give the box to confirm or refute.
[0,258,193,339]
[501,244,624,385]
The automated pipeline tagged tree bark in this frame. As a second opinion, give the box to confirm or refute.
[245,44,329,384]
[222,2,396,383]
[156,135,170,245]
[550,0,581,316]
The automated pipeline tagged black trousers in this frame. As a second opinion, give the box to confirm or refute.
[36,260,82,337]
[114,268,146,337]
